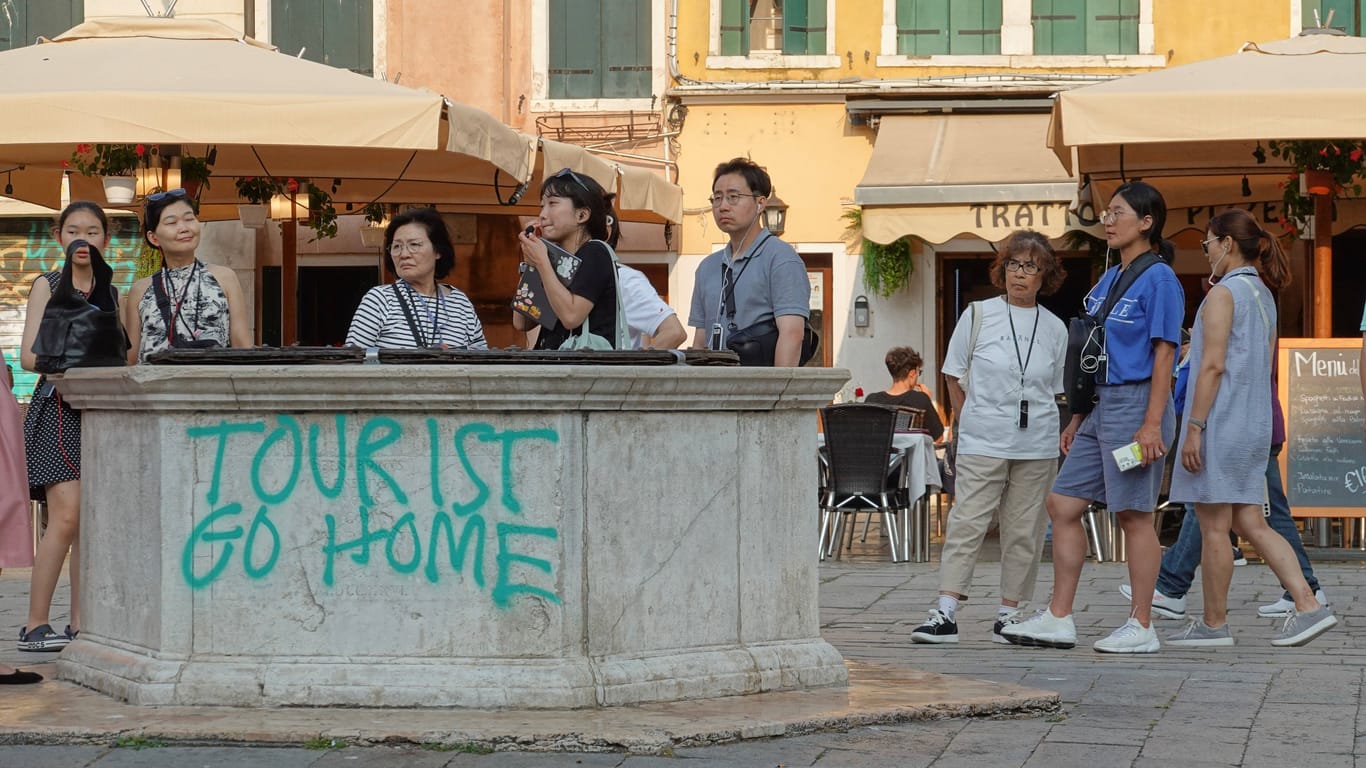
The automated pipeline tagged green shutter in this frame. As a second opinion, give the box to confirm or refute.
[720,0,749,56]
[272,0,372,75]
[1304,0,1357,33]
[1033,0,1086,55]
[806,0,827,55]
[1,0,82,50]
[952,1,1001,55]
[1086,0,1137,55]
[601,0,650,98]
[782,0,806,54]
[549,0,602,98]
[897,0,948,56]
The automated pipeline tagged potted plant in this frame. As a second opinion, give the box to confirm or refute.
[234,176,283,229]
[179,155,212,200]
[1268,139,1366,239]
[842,208,914,298]
[358,201,388,248]
[303,183,339,241]
[69,143,152,204]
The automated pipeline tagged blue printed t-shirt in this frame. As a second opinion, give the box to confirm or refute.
[1084,260,1185,385]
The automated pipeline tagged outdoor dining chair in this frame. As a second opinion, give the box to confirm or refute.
[818,403,909,562]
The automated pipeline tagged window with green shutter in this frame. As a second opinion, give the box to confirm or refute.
[718,0,827,56]
[0,0,82,51]
[550,0,650,99]
[895,0,1001,56]
[1303,1,1360,34]
[1033,0,1137,55]
[272,0,373,76]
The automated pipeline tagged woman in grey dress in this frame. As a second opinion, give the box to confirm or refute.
[1168,209,1335,648]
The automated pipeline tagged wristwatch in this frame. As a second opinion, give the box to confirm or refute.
[1186,417,1207,431]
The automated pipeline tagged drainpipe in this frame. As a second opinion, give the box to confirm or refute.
[243,0,254,37]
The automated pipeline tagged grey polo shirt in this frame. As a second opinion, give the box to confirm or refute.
[688,229,810,347]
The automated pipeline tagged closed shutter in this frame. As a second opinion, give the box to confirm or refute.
[550,0,603,98]
[272,0,373,76]
[897,0,945,55]
[1303,0,1357,34]
[602,0,650,98]
[955,1,1001,55]
[1033,0,1086,55]
[1085,0,1137,55]
[783,0,827,55]
[720,0,749,55]
[0,0,82,51]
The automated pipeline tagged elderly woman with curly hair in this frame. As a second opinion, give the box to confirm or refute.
[911,229,1069,645]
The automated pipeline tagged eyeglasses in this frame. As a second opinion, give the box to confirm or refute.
[1200,236,1224,255]
[1005,259,1040,275]
[550,167,592,193]
[709,192,760,208]
[389,240,430,256]
[1099,209,1133,225]
[147,188,189,203]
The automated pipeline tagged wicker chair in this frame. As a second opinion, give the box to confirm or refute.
[818,404,909,562]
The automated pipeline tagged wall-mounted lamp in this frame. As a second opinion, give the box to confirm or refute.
[853,295,870,328]
[1241,175,1252,197]
[762,191,788,236]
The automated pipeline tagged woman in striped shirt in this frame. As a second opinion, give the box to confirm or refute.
[345,208,487,349]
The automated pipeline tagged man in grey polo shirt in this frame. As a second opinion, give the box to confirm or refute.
[689,157,810,366]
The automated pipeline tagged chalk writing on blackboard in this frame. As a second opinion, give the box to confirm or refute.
[1285,347,1366,509]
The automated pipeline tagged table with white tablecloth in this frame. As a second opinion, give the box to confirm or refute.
[816,431,942,562]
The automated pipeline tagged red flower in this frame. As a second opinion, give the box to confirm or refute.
[1351,148,1363,162]
[135,144,146,157]
[854,387,864,398]
[285,177,299,193]
[1320,148,1330,156]
[61,159,69,169]
[76,143,91,154]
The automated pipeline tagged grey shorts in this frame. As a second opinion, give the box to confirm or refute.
[1052,381,1175,513]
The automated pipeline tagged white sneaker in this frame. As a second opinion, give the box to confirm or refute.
[1118,583,1188,620]
[1000,609,1076,649]
[1093,618,1160,654]
[1258,589,1328,619]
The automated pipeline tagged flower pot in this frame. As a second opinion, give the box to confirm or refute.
[1302,169,1334,196]
[359,225,386,248]
[237,204,269,229]
[182,180,203,200]
[101,176,137,205]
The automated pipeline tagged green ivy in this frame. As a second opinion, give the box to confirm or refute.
[842,208,913,298]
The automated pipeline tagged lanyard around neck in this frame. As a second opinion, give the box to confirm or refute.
[404,281,444,347]
[717,232,773,325]
[1005,298,1040,392]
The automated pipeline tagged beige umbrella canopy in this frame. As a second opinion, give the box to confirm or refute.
[1048,32,1366,335]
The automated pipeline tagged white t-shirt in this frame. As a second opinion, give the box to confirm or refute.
[942,296,1067,460]
[618,265,675,350]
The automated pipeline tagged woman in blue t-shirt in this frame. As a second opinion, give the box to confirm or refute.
[1002,181,1184,654]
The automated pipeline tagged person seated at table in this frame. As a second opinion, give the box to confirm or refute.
[911,229,1068,645]
[346,207,487,350]
[865,346,945,443]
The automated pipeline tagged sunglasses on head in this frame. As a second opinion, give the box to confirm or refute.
[550,167,592,193]
[147,188,190,203]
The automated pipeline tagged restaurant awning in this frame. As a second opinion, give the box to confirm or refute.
[853,112,1080,244]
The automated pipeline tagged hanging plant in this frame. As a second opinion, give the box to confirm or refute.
[68,143,153,177]
[1268,139,1366,239]
[842,208,913,298]
[303,183,339,241]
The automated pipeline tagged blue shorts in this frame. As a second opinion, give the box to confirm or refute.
[1052,382,1175,513]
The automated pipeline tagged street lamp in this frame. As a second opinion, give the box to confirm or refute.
[762,191,788,236]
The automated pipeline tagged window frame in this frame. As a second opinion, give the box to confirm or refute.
[531,0,666,111]
[267,0,377,77]
[706,0,840,70]
[877,0,1162,68]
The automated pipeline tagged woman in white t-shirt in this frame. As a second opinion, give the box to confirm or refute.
[910,230,1068,645]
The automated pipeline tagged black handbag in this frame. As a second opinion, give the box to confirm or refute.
[1063,252,1160,416]
[726,318,820,366]
[31,240,129,373]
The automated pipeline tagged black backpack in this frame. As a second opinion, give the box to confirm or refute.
[1063,252,1160,415]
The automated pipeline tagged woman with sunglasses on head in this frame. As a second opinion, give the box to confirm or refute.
[124,189,250,362]
[1003,181,1184,654]
[16,201,121,652]
[513,169,621,349]
[1164,209,1335,648]
[345,207,487,349]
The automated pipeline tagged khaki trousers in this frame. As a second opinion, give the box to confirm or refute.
[938,453,1058,604]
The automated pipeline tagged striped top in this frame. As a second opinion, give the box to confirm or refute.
[345,282,487,350]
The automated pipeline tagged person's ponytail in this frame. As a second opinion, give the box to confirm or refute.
[1257,228,1291,292]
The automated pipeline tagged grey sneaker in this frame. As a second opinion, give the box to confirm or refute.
[1258,589,1328,618]
[1271,605,1338,647]
[1166,619,1235,647]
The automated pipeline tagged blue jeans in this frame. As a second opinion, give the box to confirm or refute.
[1156,444,1319,600]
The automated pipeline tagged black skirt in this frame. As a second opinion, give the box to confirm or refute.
[23,378,81,499]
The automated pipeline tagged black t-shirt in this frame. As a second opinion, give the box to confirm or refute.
[864,389,945,442]
[535,240,619,350]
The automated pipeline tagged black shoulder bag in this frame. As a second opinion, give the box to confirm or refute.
[391,282,429,347]
[1063,252,1160,416]
[721,235,820,366]
[31,240,129,373]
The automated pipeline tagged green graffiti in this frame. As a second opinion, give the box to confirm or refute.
[492,523,561,608]
[356,416,407,507]
[251,415,302,504]
[181,503,246,589]
[426,508,485,587]
[307,414,347,499]
[242,506,281,580]
[186,421,267,505]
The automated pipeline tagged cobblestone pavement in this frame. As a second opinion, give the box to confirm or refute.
[1,542,1363,767]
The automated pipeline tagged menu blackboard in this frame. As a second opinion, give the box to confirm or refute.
[1278,339,1366,516]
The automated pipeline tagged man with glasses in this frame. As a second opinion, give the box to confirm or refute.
[688,157,810,366]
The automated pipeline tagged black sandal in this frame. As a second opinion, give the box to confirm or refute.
[0,669,43,685]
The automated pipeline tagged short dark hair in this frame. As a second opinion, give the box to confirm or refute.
[384,208,456,279]
[712,157,772,198]
[57,201,108,233]
[142,193,197,248]
[1112,180,1169,252]
[884,346,923,381]
[989,230,1068,296]
[540,169,621,247]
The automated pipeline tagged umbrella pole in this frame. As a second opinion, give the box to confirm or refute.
[1313,193,1332,338]
[283,190,298,346]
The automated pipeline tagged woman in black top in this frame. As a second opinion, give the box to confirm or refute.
[865,346,945,442]
[514,168,620,349]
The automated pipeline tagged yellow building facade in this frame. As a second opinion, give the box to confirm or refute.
[668,0,1309,400]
